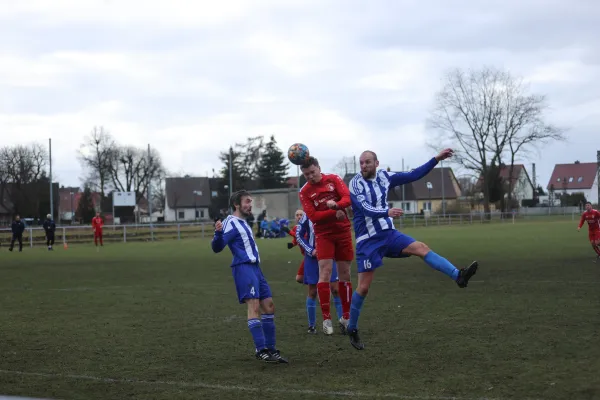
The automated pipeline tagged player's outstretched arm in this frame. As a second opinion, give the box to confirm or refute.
[387,157,438,188]
[299,191,338,223]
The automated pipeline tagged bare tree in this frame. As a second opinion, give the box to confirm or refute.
[0,143,48,214]
[78,126,116,210]
[427,66,564,213]
[332,156,357,178]
[108,146,165,203]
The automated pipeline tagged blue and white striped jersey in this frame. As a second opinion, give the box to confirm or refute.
[349,157,438,244]
[295,213,316,257]
[211,215,260,267]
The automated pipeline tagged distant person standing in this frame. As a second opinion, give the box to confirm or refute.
[9,215,25,252]
[92,212,104,248]
[43,214,56,251]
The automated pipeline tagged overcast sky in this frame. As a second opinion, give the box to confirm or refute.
[1,0,599,189]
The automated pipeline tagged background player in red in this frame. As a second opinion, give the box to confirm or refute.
[92,212,104,248]
[577,201,600,262]
[299,157,353,335]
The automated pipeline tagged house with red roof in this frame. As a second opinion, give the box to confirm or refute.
[546,161,599,204]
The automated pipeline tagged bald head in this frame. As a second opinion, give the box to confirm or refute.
[359,150,380,179]
[360,150,378,161]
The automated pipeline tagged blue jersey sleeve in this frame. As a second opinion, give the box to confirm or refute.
[386,157,438,188]
[296,214,315,255]
[349,177,389,219]
[211,218,237,253]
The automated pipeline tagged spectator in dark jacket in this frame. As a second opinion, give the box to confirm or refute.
[9,215,25,252]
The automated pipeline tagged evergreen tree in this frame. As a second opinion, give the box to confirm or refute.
[76,185,96,224]
[257,135,289,189]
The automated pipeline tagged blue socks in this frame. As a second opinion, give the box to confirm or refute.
[261,314,276,350]
[306,297,317,327]
[423,251,460,280]
[333,295,343,320]
[347,292,365,331]
[247,318,266,351]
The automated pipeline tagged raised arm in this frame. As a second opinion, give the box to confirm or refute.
[211,219,237,253]
[299,189,338,223]
[386,157,438,188]
[349,177,389,219]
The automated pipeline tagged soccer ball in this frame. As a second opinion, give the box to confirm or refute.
[287,143,310,165]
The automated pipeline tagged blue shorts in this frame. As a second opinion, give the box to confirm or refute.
[232,264,272,304]
[303,256,339,285]
[356,230,416,273]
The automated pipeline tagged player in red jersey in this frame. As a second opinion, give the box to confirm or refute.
[577,201,600,262]
[299,157,353,335]
[91,212,104,248]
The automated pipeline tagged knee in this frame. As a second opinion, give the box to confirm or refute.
[308,287,318,298]
[295,275,303,284]
[357,282,370,296]
[261,298,275,314]
[410,241,430,258]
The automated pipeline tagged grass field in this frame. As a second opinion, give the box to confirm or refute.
[1,219,599,400]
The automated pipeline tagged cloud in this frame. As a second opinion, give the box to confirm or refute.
[1,0,599,190]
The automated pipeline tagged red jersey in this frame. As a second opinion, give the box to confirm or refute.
[92,216,104,232]
[299,173,351,235]
[579,209,600,232]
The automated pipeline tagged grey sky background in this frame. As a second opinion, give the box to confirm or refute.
[1,0,598,188]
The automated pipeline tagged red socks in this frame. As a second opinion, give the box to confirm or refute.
[316,282,331,320]
[338,281,352,320]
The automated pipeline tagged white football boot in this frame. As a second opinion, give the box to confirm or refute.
[322,319,334,335]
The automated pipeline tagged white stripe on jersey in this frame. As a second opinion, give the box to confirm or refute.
[350,170,396,243]
[224,215,260,264]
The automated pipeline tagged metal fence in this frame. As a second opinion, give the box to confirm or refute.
[0,211,580,248]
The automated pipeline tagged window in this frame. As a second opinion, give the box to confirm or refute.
[403,202,411,211]
[178,211,184,219]
[578,177,583,182]
[568,177,573,182]
[211,191,217,198]
[195,210,199,218]
[200,210,205,218]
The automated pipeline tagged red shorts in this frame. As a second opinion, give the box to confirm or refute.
[94,230,103,238]
[296,260,305,276]
[315,231,354,262]
[589,231,600,242]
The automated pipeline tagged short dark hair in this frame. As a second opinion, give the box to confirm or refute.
[585,201,592,205]
[230,190,251,209]
[300,157,319,170]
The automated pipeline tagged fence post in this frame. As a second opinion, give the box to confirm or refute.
[62,227,66,244]
[413,216,416,227]
[178,224,181,240]
[201,223,205,238]
[124,226,127,243]
[29,228,33,248]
